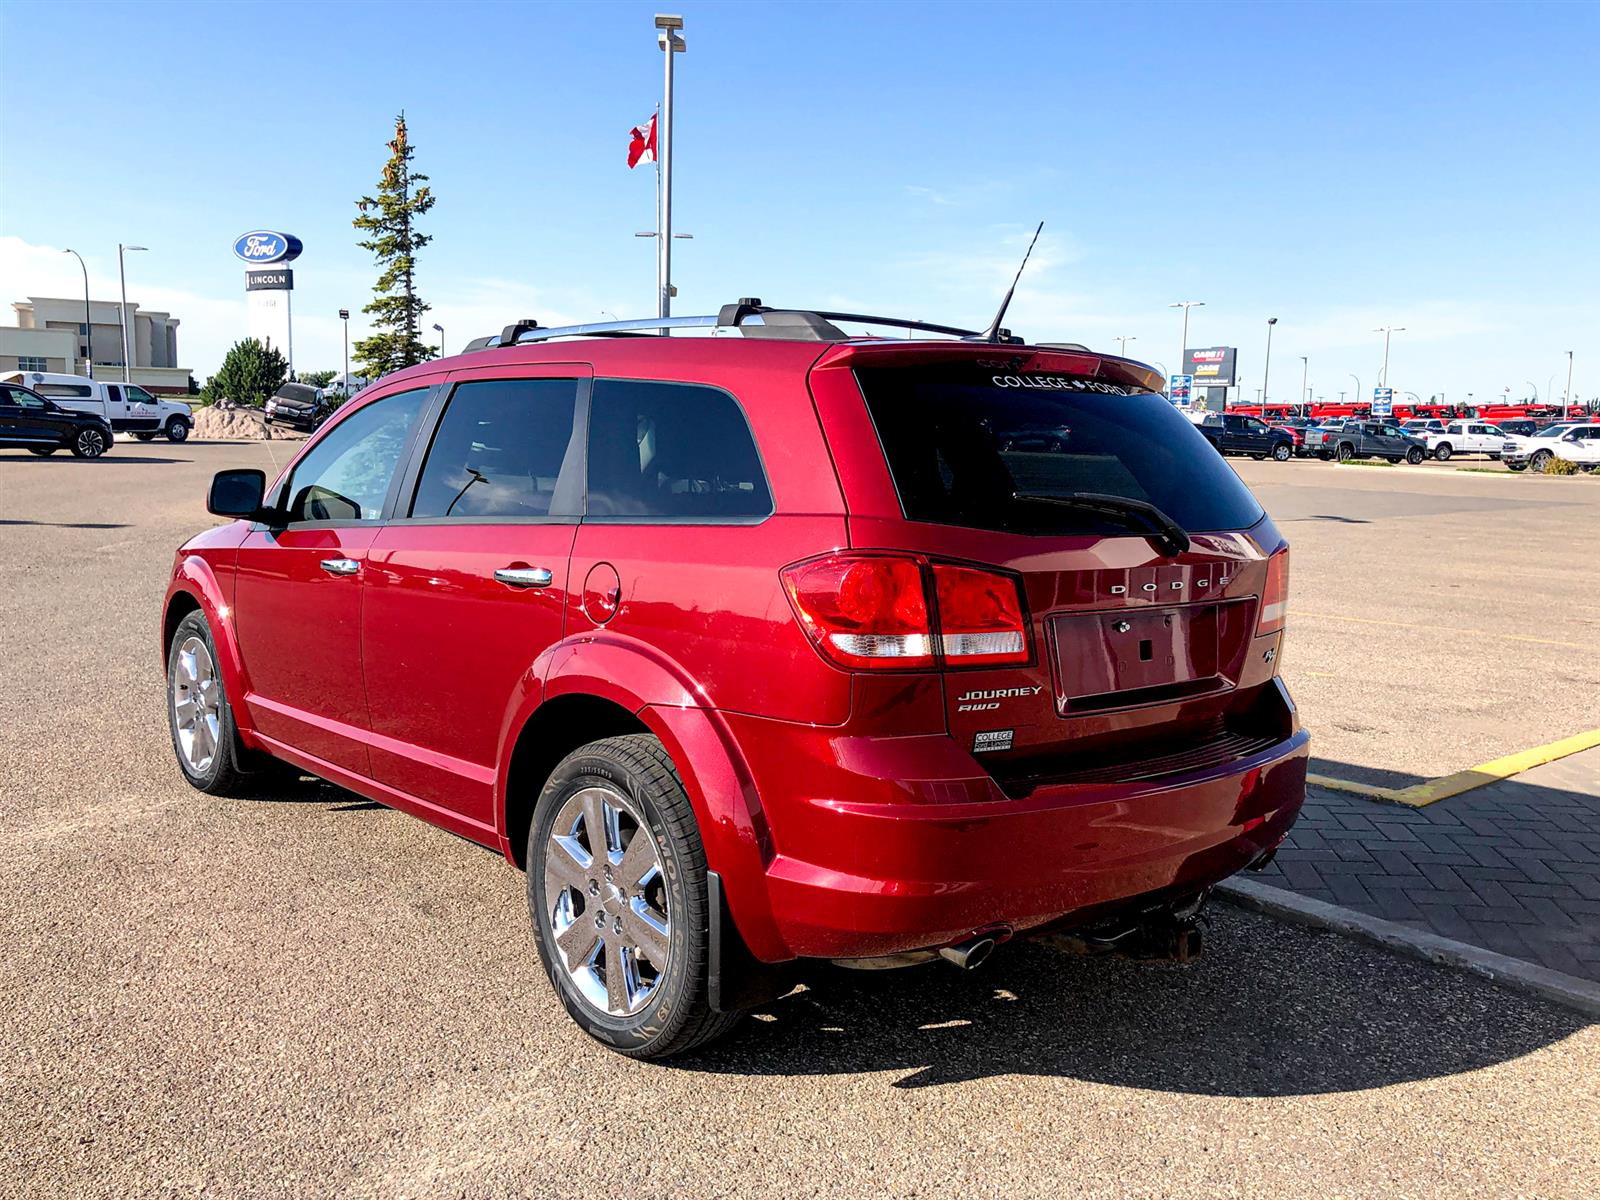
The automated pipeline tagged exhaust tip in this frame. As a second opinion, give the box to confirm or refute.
[938,936,995,971]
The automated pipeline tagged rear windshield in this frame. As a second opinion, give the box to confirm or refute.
[856,366,1264,535]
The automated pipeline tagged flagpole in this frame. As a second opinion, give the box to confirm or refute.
[656,15,685,328]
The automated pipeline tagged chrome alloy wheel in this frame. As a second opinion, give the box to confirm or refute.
[171,635,222,773]
[76,427,106,456]
[543,786,671,1017]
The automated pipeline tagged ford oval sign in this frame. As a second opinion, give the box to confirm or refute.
[232,231,303,264]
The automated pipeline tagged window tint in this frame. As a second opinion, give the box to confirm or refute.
[284,388,426,522]
[586,379,771,519]
[3,387,46,409]
[410,378,583,519]
[857,365,1264,536]
[105,386,122,403]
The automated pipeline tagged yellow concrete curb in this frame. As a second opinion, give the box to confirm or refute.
[1307,728,1600,808]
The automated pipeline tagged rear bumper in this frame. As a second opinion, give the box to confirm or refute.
[727,688,1309,961]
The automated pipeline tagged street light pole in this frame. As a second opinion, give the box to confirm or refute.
[1564,351,1575,419]
[1168,301,1204,374]
[1262,317,1278,409]
[432,322,444,358]
[62,248,93,378]
[1114,335,1136,356]
[339,309,349,392]
[1374,326,1405,387]
[1348,373,1361,411]
[117,243,147,384]
[655,14,686,326]
[1298,356,1308,417]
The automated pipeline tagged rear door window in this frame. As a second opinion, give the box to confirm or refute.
[856,365,1264,535]
[410,378,584,519]
[585,379,771,520]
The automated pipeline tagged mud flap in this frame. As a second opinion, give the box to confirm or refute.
[706,871,801,1013]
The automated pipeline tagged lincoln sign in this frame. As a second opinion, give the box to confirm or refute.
[1183,346,1238,388]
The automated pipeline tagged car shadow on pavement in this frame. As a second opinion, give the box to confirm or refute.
[681,909,1588,1094]
[2,454,184,465]
[0,519,133,529]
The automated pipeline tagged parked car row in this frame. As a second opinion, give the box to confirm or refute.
[1194,411,1600,471]
[0,371,192,441]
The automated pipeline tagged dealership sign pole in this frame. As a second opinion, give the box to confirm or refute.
[234,232,303,374]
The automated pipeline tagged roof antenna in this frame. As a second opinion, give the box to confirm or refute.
[983,220,1043,343]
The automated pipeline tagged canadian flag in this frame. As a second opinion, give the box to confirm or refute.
[627,114,657,169]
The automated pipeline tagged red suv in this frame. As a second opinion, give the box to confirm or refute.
[163,305,1308,1058]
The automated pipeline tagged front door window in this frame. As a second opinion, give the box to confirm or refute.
[282,389,428,522]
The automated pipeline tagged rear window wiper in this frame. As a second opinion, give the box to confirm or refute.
[1011,491,1192,557]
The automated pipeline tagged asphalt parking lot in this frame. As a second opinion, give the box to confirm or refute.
[3,443,1598,1199]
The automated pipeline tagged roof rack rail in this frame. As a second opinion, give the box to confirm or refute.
[464,299,1022,352]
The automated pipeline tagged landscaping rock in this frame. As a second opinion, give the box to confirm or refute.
[190,406,304,441]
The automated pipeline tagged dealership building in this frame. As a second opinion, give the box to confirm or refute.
[0,296,191,394]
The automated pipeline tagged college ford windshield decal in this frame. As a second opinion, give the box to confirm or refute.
[989,374,1145,395]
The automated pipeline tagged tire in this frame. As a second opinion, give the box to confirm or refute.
[1336,443,1354,462]
[70,426,108,458]
[1318,449,1333,461]
[1433,443,1453,461]
[1249,452,1266,461]
[28,447,56,456]
[134,432,157,442]
[1489,453,1501,461]
[1530,450,1553,472]
[1406,446,1425,464]
[1508,462,1528,472]
[165,417,191,442]
[528,734,741,1059]
[1272,443,1292,462]
[166,610,257,796]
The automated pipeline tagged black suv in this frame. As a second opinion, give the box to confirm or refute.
[1198,413,1296,461]
[264,382,338,432]
[0,382,113,458]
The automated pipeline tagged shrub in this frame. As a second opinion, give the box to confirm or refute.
[202,338,288,408]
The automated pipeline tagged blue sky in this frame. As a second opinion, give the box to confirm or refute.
[2,0,1595,404]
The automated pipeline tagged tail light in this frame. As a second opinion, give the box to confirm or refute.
[781,554,1029,671]
[931,563,1028,665]
[781,555,934,669]
[1257,548,1289,635]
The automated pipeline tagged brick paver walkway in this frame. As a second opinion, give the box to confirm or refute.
[1254,747,1600,982]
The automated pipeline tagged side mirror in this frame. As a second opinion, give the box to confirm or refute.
[208,468,269,520]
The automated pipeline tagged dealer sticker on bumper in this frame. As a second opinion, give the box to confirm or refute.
[973,729,1014,754]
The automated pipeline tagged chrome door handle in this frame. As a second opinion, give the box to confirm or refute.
[319,558,361,576]
[495,566,554,589]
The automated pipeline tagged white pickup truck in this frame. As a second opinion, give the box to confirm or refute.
[0,371,192,442]
[1502,423,1600,471]
[1424,420,1508,461]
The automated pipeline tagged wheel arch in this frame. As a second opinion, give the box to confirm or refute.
[497,639,789,963]
[501,693,652,871]
[162,560,257,743]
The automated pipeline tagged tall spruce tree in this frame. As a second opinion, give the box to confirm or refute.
[353,112,436,378]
